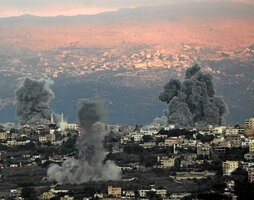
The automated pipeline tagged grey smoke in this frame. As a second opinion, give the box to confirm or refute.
[151,115,168,128]
[47,99,121,184]
[159,64,227,127]
[14,78,58,125]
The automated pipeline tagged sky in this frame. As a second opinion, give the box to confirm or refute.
[0,0,253,18]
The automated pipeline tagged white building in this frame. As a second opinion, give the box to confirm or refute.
[245,118,254,129]
[213,126,226,135]
[59,114,78,131]
[222,161,240,176]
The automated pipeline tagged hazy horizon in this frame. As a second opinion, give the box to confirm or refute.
[0,0,253,18]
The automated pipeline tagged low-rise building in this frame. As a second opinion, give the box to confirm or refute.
[139,142,156,149]
[226,135,241,147]
[164,137,179,146]
[60,195,74,200]
[138,190,149,198]
[225,127,239,135]
[170,171,216,181]
[222,161,239,176]
[40,192,56,200]
[248,170,254,182]
[108,186,122,197]
[122,190,135,197]
[157,156,175,168]
[10,189,22,198]
[212,126,226,135]
[245,118,254,129]
[197,143,211,157]
[0,131,9,140]
[39,134,56,143]
[249,139,254,152]
[131,133,143,142]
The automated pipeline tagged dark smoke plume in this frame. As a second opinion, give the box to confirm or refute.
[159,64,227,127]
[15,78,58,125]
[47,99,121,184]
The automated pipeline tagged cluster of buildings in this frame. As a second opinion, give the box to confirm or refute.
[1,117,254,199]
[8,185,191,200]
[3,43,247,79]
[2,43,253,80]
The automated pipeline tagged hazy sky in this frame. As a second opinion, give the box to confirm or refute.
[0,0,253,18]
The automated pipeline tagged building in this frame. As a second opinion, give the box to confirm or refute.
[138,189,167,198]
[40,192,56,200]
[59,113,78,131]
[164,137,179,146]
[225,127,239,135]
[249,139,254,152]
[0,131,9,140]
[226,135,241,147]
[222,161,239,176]
[131,133,143,142]
[170,171,216,181]
[248,171,254,182]
[157,156,175,168]
[122,190,135,197]
[140,128,157,135]
[212,126,226,135]
[197,143,211,157]
[108,186,122,197]
[244,153,254,161]
[10,189,22,198]
[245,118,254,129]
[94,193,104,198]
[138,190,150,197]
[139,142,156,149]
[49,189,69,194]
[154,189,167,197]
[39,134,56,143]
[60,195,74,200]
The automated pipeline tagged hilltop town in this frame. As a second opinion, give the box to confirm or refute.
[1,44,254,79]
[1,116,254,199]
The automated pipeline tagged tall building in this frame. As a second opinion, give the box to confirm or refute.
[245,118,254,129]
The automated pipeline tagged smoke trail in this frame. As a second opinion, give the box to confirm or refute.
[14,78,58,125]
[47,99,121,184]
[159,64,227,127]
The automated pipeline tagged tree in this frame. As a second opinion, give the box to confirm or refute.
[140,154,157,167]
[146,191,162,200]
[142,135,153,142]
[196,134,214,143]
[123,144,144,154]
[21,187,38,200]
[196,193,231,200]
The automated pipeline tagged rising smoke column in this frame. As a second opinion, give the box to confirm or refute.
[15,78,57,125]
[159,64,227,127]
[47,99,121,184]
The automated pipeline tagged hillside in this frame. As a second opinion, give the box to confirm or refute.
[0,1,254,125]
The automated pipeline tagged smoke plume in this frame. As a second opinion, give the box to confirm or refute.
[14,78,58,125]
[159,64,227,127]
[47,99,121,184]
